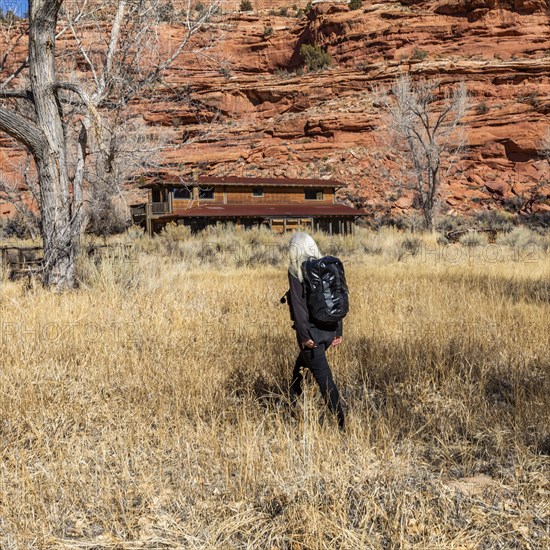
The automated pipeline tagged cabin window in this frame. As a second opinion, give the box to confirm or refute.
[152,188,162,202]
[252,187,264,197]
[173,187,193,199]
[305,188,324,200]
[199,187,215,199]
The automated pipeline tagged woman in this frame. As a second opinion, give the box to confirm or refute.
[286,232,345,430]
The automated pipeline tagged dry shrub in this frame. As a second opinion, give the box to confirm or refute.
[497,226,545,251]
[459,230,487,248]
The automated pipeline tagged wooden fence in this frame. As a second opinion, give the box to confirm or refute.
[0,243,135,282]
[0,246,44,281]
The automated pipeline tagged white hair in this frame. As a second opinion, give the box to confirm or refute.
[288,232,322,282]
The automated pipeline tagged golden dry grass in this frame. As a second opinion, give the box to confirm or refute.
[0,227,549,548]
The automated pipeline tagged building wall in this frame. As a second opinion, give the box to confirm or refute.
[172,185,334,210]
[225,186,334,204]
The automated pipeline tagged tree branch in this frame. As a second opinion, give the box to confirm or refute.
[66,11,100,91]
[100,0,127,98]
[53,81,104,151]
[0,106,45,153]
[0,58,29,89]
[0,89,34,101]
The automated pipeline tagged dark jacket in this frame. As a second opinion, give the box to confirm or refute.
[287,271,342,344]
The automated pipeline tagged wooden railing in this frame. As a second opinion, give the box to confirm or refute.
[130,203,146,219]
[1,246,43,268]
[147,201,172,216]
[1,246,44,282]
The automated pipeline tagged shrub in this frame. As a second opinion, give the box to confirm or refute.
[219,66,231,79]
[476,100,489,115]
[411,48,428,61]
[87,209,129,238]
[161,222,192,242]
[278,6,288,16]
[158,1,175,21]
[398,236,422,260]
[517,91,539,108]
[86,189,130,237]
[263,26,273,37]
[497,226,543,251]
[300,43,332,71]
[349,0,363,9]
[240,0,253,11]
[459,231,487,248]
[3,212,41,240]
[436,214,470,235]
[475,210,515,233]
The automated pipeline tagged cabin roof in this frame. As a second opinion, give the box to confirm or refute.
[155,203,363,219]
[138,175,344,189]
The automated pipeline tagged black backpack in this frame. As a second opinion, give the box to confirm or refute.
[301,256,349,324]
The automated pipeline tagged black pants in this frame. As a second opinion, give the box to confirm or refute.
[290,335,345,429]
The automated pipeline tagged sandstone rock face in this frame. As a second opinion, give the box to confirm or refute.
[0,0,549,224]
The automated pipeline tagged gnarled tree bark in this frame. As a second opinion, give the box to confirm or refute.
[0,0,80,289]
[29,0,80,288]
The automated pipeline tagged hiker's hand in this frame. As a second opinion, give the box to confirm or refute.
[302,339,317,349]
[332,336,343,347]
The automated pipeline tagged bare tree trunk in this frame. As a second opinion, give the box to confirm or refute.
[29,0,78,289]
[423,168,437,231]
[423,193,434,232]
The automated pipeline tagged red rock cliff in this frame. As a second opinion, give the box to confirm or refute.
[1,0,549,222]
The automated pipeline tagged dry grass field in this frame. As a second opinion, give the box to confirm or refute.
[0,226,549,549]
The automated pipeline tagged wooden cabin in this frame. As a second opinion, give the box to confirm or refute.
[131,176,363,236]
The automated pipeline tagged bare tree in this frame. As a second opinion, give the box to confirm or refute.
[0,0,220,289]
[84,118,170,236]
[377,74,469,231]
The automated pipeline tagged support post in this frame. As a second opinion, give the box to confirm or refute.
[146,203,152,237]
